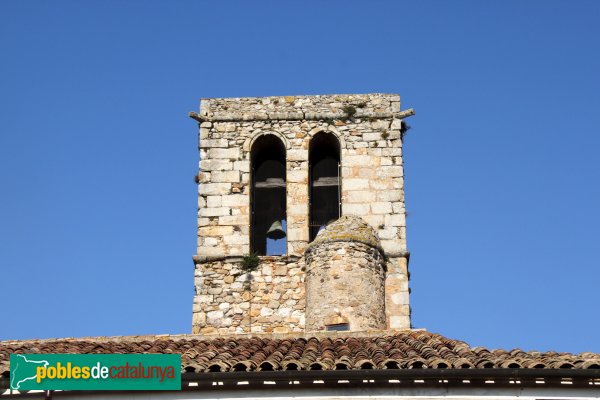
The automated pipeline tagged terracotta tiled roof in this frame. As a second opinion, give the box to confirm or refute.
[1,331,599,376]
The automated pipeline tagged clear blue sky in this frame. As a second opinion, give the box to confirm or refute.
[1,1,599,353]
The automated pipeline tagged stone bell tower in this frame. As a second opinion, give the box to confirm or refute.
[189,94,414,335]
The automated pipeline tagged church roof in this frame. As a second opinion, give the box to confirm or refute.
[2,330,599,378]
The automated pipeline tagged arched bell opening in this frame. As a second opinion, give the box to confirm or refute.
[309,132,341,242]
[251,135,287,255]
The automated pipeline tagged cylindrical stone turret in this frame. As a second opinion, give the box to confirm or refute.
[304,216,386,331]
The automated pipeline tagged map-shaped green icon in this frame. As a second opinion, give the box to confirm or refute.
[10,354,49,389]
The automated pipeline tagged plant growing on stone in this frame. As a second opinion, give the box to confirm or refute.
[342,105,357,119]
[381,131,390,139]
[241,253,260,272]
[356,102,367,108]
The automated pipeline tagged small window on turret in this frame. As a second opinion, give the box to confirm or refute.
[325,323,349,332]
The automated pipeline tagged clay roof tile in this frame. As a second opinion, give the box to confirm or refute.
[1,331,598,376]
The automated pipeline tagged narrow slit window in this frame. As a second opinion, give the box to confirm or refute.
[309,132,341,242]
[251,135,287,255]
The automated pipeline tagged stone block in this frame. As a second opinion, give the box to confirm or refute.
[343,178,370,190]
[357,168,376,178]
[197,172,210,183]
[346,190,375,203]
[287,183,308,201]
[287,228,307,242]
[363,131,383,141]
[287,241,307,255]
[241,173,250,184]
[196,295,213,304]
[371,202,392,214]
[199,225,234,236]
[276,308,292,317]
[370,179,394,190]
[344,154,376,167]
[287,214,306,226]
[287,170,307,183]
[380,240,405,255]
[198,183,231,196]
[385,214,406,227]
[204,237,219,246]
[260,307,274,317]
[224,235,249,245]
[391,119,402,130]
[197,217,211,227]
[377,190,403,202]
[206,195,222,208]
[386,147,403,157]
[274,265,288,276]
[390,291,409,305]
[378,227,398,240]
[192,312,206,325]
[395,227,404,241]
[233,161,250,173]
[200,127,210,140]
[199,138,228,148]
[199,207,230,217]
[200,159,232,171]
[211,170,240,183]
[197,246,224,257]
[210,148,240,160]
[218,215,248,225]
[207,310,224,320]
[342,203,370,215]
[379,166,403,178]
[287,149,307,161]
[389,315,410,329]
[221,194,247,207]
[392,176,404,190]
[379,156,393,166]
[392,203,405,213]
[362,214,384,229]
[288,203,308,215]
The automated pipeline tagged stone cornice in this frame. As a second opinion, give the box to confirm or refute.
[189,108,415,123]
[192,253,302,264]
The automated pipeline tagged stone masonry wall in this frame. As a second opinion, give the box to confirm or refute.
[192,257,305,335]
[192,94,412,334]
[305,240,386,331]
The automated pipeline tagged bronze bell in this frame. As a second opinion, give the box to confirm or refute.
[266,220,286,240]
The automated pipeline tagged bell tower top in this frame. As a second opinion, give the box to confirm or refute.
[191,94,414,335]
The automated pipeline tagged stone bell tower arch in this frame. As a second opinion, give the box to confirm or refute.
[189,94,414,335]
